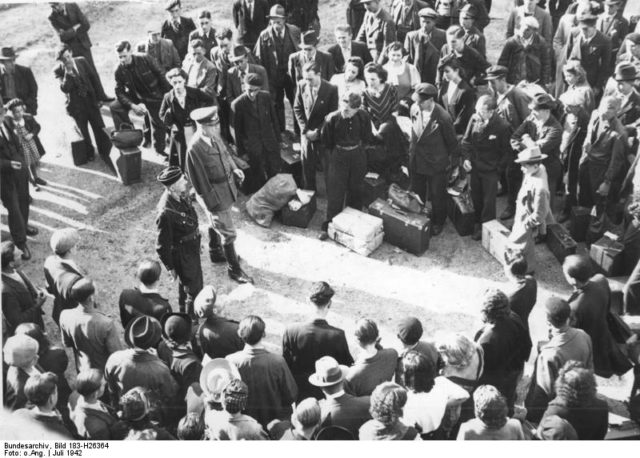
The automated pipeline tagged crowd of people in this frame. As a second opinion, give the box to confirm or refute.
[2,0,640,441]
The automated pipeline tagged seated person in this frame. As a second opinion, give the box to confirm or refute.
[119,260,171,327]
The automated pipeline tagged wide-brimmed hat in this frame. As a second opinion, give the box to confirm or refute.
[529,92,555,111]
[124,316,162,349]
[614,63,638,82]
[229,45,249,62]
[515,146,547,164]
[200,358,241,402]
[308,356,348,387]
[626,33,640,45]
[0,47,17,60]
[161,312,192,344]
[267,4,286,18]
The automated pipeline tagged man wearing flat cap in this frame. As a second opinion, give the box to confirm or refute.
[356,0,397,63]
[185,107,253,284]
[459,4,487,57]
[437,25,489,88]
[161,0,196,62]
[0,47,38,116]
[225,46,269,104]
[282,281,354,401]
[155,166,203,317]
[498,16,551,87]
[231,73,282,193]
[404,8,446,85]
[289,31,335,84]
[232,0,270,50]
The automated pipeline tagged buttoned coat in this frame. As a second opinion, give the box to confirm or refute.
[0,64,38,115]
[1,269,44,337]
[596,13,629,61]
[563,29,612,91]
[114,54,169,107]
[498,34,552,85]
[356,7,397,56]
[580,112,627,183]
[439,79,477,136]
[288,49,335,83]
[161,16,196,61]
[231,90,281,158]
[461,112,512,173]
[43,256,83,325]
[293,79,339,134]
[52,57,100,117]
[232,0,270,48]
[409,102,459,175]
[403,31,441,84]
[48,2,91,52]
[254,24,301,85]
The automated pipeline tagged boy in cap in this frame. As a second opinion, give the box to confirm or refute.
[161,0,196,61]
[610,63,640,130]
[395,316,441,384]
[155,166,203,316]
[403,8,445,84]
[288,31,335,83]
[185,106,253,284]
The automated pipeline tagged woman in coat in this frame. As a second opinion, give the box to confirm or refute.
[438,56,476,138]
[5,98,46,190]
[159,68,214,169]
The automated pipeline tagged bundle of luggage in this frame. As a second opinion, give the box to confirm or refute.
[328,207,384,256]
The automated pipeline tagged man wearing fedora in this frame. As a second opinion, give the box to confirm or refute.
[403,8,446,85]
[254,4,301,134]
[225,45,269,103]
[610,63,640,131]
[193,286,244,360]
[233,0,271,50]
[161,0,196,62]
[0,47,38,116]
[508,145,555,273]
[309,356,371,437]
[155,166,203,317]
[282,282,353,401]
[597,0,629,67]
[136,29,181,77]
[289,31,335,84]
[185,107,253,285]
[356,0,397,63]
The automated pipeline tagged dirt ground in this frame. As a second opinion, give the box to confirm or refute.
[0,0,634,414]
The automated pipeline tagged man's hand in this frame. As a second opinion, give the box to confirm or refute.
[463,159,472,172]
[233,168,245,184]
[10,161,22,170]
[305,130,320,141]
[597,181,611,197]
[131,103,147,116]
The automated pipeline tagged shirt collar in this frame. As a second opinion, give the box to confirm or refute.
[325,389,345,399]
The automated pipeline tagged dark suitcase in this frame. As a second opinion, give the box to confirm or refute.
[546,223,578,263]
[71,140,88,166]
[447,194,475,236]
[363,175,388,207]
[570,206,590,242]
[590,235,625,277]
[368,198,430,255]
[280,193,317,228]
[115,147,142,185]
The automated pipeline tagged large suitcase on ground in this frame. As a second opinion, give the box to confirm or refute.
[71,140,88,166]
[447,193,475,236]
[327,224,384,256]
[590,234,625,277]
[362,175,388,207]
[570,206,590,242]
[280,192,317,228]
[482,219,511,263]
[329,207,384,256]
[368,198,430,255]
[546,223,578,263]
[115,147,142,185]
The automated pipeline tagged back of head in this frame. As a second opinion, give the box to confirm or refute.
[545,297,571,328]
[193,285,217,318]
[369,382,407,427]
[14,323,48,353]
[396,316,423,346]
[354,318,379,346]
[237,315,265,345]
[562,254,592,283]
[480,287,510,323]
[309,281,334,307]
[120,387,150,422]
[137,260,161,287]
[505,253,528,278]
[3,334,39,368]
[292,398,321,430]
[70,278,95,304]
[177,413,205,440]
[222,379,249,414]
[49,228,79,257]
[75,369,104,397]
[24,372,58,408]
[436,332,476,370]
[401,350,436,393]
[473,385,508,429]
[554,361,596,407]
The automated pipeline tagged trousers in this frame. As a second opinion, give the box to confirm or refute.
[110,99,166,156]
[470,170,499,224]
[325,146,367,227]
[300,135,327,192]
[206,208,237,245]
[72,101,114,173]
[270,73,296,133]
[0,168,30,246]
[410,171,448,226]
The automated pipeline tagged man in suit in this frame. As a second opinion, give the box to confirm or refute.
[325,25,371,75]
[233,0,270,49]
[357,0,397,63]
[231,73,281,193]
[285,0,321,35]
[347,0,367,37]
[293,61,339,192]
[404,8,445,85]
[282,282,354,402]
[226,46,269,104]
[189,10,218,60]
[437,25,489,88]
[193,286,244,359]
[0,47,38,116]
[310,356,371,438]
[458,4,487,57]
[391,0,430,43]
[409,83,459,236]
[578,95,627,208]
[161,0,196,61]
[185,107,253,285]
[136,30,181,76]
[48,2,109,101]
[54,46,115,174]
[611,63,640,131]
[182,39,218,98]
[0,104,35,260]
[289,31,335,83]
[461,95,511,241]
[254,4,301,133]
[597,0,628,67]
[211,28,236,144]
[110,41,171,158]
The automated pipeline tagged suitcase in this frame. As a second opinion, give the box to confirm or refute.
[570,206,590,242]
[482,220,511,263]
[447,194,475,236]
[115,147,142,185]
[546,223,578,263]
[327,223,384,256]
[363,175,388,207]
[590,235,625,277]
[368,199,430,255]
[331,207,384,242]
[71,140,88,166]
[280,192,317,228]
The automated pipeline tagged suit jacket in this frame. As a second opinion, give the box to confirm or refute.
[391,0,429,42]
[356,7,397,57]
[189,28,218,61]
[293,79,339,135]
[282,319,354,401]
[437,45,489,87]
[409,102,459,175]
[114,54,169,107]
[498,34,551,85]
[581,112,626,183]
[159,87,214,132]
[288,49,335,83]
[403,30,441,84]
[12,408,73,439]
[233,0,270,48]
[439,79,477,136]
[231,91,281,157]
[319,393,371,437]
[182,56,218,97]
[506,6,553,44]
[254,24,301,84]
[5,115,45,158]
[210,46,233,97]
[461,112,511,173]
[4,366,40,411]
[617,89,640,129]
[564,29,612,90]
[347,0,367,39]
[463,26,487,58]
[1,270,44,336]
[226,63,269,103]
[496,85,531,130]
[325,41,372,74]
[161,16,196,61]
[43,255,83,325]
[48,2,91,51]
[597,13,629,59]
[195,316,243,360]
[0,64,38,115]
[53,57,101,117]
[136,38,181,74]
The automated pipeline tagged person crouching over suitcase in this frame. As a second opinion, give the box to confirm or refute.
[318,91,372,241]
[507,147,555,274]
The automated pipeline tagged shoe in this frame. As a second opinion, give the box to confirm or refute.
[318,231,329,241]
[18,244,31,260]
[223,243,254,284]
[432,224,443,236]
[142,138,152,149]
[35,177,47,186]
[34,185,41,192]
[471,224,482,241]
[499,206,515,220]
[25,226,39,236]
[208,228,227,263]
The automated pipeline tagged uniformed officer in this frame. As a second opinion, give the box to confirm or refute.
[185,106,253,284]
[155,166,203,317]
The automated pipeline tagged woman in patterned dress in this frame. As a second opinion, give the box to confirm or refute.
[5,98,46,190]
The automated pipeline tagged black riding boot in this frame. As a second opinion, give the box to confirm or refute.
[209,227,226,263]
[223,243,253,284]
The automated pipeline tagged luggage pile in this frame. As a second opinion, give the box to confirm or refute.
[328,207,384,256]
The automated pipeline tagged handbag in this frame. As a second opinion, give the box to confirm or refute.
[387,183,424,214]
[110,123,143,149]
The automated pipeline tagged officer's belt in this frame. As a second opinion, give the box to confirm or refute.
[178,232,201,244]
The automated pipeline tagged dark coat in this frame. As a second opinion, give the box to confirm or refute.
[188,28,218,61]
[437,45,489,87]
[114,54,170,107]
[596,13,629,60]
[284,0,319,31]
[409,102,460,175]
[48,2,92,52]
[43,256,83,325]
[463,26,487,58]
[511,114,563,163]
[210,46,233,98]
[195,316,243,360]
[158,343,202,403]
[118,288,172,328]
[136,38,181,75]
[356,7,397,57]
[182,56,218,98]
[233,0,270,48]
[4,366,37,411]
[461,112,512,173]
[1,270,44,337]
[496,85,531,130]
[6,115,46,158]
[254,24,301,85]
[617,89,640,129]
[231,90,281,157]
[564,29,612,90]
[282,319,354,401]
[347,0,367,40]
[225,63,269,103]
[68,392,122,440]
[288,49,335,83]
[498,34,552,85]
[542,397,608,440]
[319,392,371,438]
[161,16,196,61]
[293,79,339,134]
[53,57,102,117]
[507,275,538,330]
[38,346,72,416]
[325,41,372,74]
[0,64,38,115]
[581,112,627,183]
[439,79,477,136]
[403,30,442,84]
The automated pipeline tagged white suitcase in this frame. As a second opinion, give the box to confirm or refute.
[328,223,383,256]
[482,220,511,263]
[331,207,384,242]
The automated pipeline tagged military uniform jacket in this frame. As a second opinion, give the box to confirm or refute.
[185,132,238,212]
[356,7,397,55]
[155,190,200,273]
